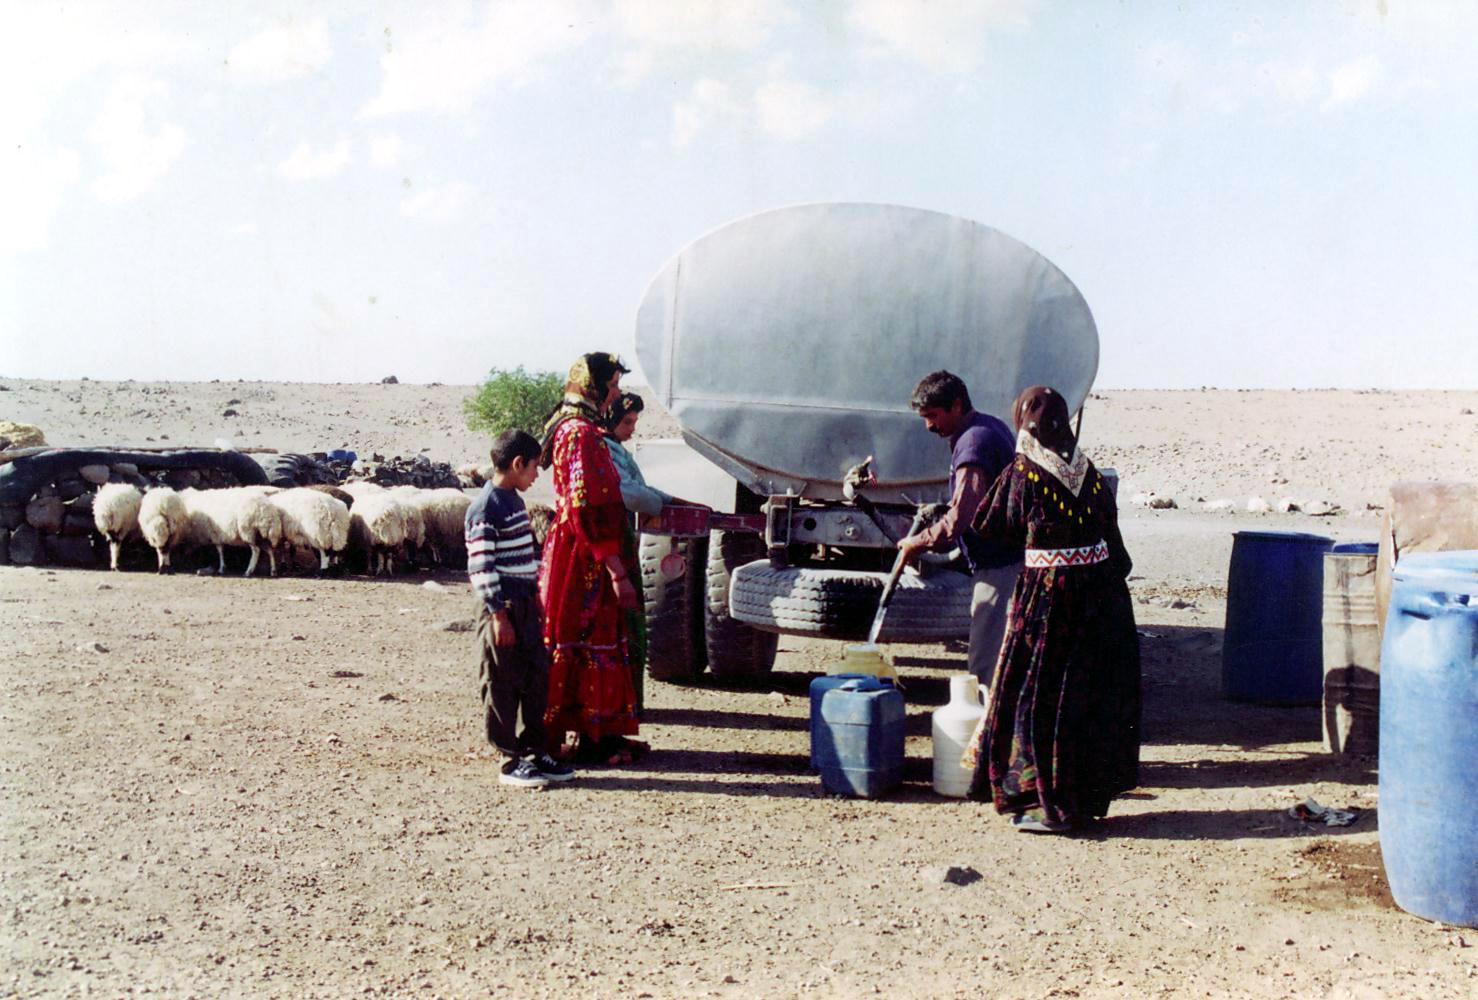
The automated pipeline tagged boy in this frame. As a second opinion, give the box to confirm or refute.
[465,429,574,788]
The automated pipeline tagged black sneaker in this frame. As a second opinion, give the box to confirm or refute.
[529,752,576,783]
[499,758,549,788]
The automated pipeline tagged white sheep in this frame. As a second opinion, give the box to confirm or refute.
[138,487,189,573]
[339,481,386,499]
[93,483,144,571]
[179,488,284,577]
[395,487,470,566]
[348,492,409,576]
[387,486,431,563]
[264,488,350,575]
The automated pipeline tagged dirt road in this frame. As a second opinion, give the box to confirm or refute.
[2,510,1473,998]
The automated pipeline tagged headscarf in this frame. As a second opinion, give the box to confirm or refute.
[604,391,645,435]
[1012,384,1090,496]
[539,351,630,467]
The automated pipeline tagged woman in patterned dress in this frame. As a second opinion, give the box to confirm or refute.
[538,352,647,766]
[964,385,1140,832]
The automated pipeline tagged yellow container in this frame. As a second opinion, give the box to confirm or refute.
[833,643,899,683]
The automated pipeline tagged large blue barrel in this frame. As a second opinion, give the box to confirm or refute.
[813,677,905,798]
[1379,550,1478,927]
[1223,531,1334,704]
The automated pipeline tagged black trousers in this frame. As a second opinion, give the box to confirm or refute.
[476,587,549,758]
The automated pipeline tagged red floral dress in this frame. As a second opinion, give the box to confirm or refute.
[539,416,639,745]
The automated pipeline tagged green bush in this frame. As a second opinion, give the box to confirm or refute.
[463,366,564,437]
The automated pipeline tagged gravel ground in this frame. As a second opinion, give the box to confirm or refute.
[2,509,1474,999]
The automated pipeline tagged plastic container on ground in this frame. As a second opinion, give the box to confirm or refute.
[1222,530,1334,704]
[807,673,871,771]
[1378,549,1478,928]
[812,677,905,798]
[1321,542,1381,754]
[932,674,985,797]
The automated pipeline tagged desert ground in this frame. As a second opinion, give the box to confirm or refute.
[2,379,1477,999]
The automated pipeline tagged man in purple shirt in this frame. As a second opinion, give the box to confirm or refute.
[896,370,1024,686]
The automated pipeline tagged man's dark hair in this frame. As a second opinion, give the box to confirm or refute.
[910,370,971,412]
[490,429,541,471]
[605,391,645,432]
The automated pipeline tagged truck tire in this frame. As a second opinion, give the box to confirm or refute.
[704,530,779,684]
[641,533,708,682]
[728,562,974,642]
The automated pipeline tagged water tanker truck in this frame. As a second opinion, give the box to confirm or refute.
[631,202,1099,685]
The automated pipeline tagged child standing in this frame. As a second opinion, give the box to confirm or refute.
[466,430,575,788]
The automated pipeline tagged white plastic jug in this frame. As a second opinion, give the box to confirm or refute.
[932,674,985,797]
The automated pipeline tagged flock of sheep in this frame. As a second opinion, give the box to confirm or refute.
[90,481,472,577]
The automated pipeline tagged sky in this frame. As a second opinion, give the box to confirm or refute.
[3,0,1475,389]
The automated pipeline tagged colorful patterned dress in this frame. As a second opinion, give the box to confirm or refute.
[965,440,1141,825]
[539,415,640,745]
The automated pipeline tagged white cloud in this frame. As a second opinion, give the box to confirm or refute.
[673,79,743,148]
[1323,55,1383,111]
[754,77,834,140]
[369,134,407,168]
[228,221,259,236]
[400,182,472,222]
[228,17,332,84]
[279,139,352,181]
[0,143,82,256]
[849,0,1028,74]
[613,0,792,82]
[362,1,599,117]
[89,76,188,202]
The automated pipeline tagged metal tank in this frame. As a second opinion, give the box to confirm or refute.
[632,203,1101,683]
[634,202,1099,503]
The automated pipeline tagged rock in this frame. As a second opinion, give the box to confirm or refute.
[378,693,399,702]
[65,494,94,516]
[8,524,40,564]
[45,534,98,566]
[54,476,90,500]
[1303,500,1340,517]
[0,504,24,529]
[767,691,788,707]
[1461,408,1473,416]
[110,462,140,477]
[76,641,109,654]
[61,513,95,537]
[196,566,216,576]
[381,375,399,384]
[0,526,9,564]
[164,469,201,490]
[222,408,238,418]
[921,864,981,887]
[1277,498,1302,513]
[25,497,65,533]
[78,464,111,485]
[441,619,476,633]
[422,580,447,592]
[1246,496,1271,514]
[97,583,112,590]
[0,420,45,449]
[1201,499,1235,513]
[1129,492,1157,507]
[1147,496,1177,510]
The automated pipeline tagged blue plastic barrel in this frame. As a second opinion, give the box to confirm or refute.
[808,674,871,771]
[1222,530,1334,704]
[813,677,905,798]
[1379,550,1478,927]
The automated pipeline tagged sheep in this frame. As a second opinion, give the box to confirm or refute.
[386,486,433,564]
[179,488,284,577]
[264,488,350,575]
[393,486,470,566]
[138,487,189,573]
[347,492,409,576]
[339,481,385,499]
[306,483,355,509]
[92,483,143,571]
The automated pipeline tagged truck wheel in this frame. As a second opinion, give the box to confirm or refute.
[728,563,975,642]
[705,530,779,685]
[641,533,708,682]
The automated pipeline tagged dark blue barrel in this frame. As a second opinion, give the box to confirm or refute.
[808,674,872,771]
[1379,550,1478,927]
[813,677,905,798]
[1222,530,1334,704]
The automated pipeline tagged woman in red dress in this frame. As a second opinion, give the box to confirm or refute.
[538,352,647,765]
